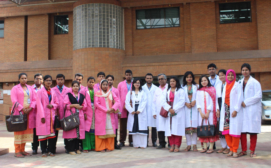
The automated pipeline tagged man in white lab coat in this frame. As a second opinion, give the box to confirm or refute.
[142,73,158,147]
[152,73,169,149]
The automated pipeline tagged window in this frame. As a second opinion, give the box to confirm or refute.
[136,7,180,29]
[219,2,251,24]
[54,15,69,34]
[0,21,4,38]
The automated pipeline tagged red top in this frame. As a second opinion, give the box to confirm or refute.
[169,91,175,102]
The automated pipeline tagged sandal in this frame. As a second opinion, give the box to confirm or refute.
[184,146,191,152]
[193,145,198,152]
[233,152,239,158]
[100,150,106,153]
[169,145,175,152]
[227,151,233,157]
[69,152,76,155]
[14,153,25,158]
[223,149,230,154]
[217,148,226,153]
[206,149,214,154]
[48,152,55,157]
[238,151,247,157]
[200,149,207,153]
[174,146,180,153]
[83,150,89,153]
[250,151,256,157]
[76,150,81,154]
[105,150,113,152]
[42,153,48,157]
[21,152,31,156]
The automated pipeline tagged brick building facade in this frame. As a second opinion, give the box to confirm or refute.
[0,0,270,120]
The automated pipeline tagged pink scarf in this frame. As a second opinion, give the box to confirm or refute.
[199,86,217,126]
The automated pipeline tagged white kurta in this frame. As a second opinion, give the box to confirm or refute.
[162,88,185,137]
[183,84,198,128]
[152,85,168,131]
[219,82,243,136]
[125,90,148,132]
[142,83,158,127]
[196,90,215,126]
[240,76,262,134]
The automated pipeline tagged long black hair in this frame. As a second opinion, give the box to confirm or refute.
[183,71,196,86]
[132,78,142,91]
[198,75,212,90]
[18,73,27,80]
[168,76,181,91]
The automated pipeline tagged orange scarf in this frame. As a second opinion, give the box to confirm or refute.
[225,82,234,106]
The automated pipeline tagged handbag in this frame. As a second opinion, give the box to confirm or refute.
[60,105,80,131]
[197,119,215,138]
[160,93,171,118]
[54,115,61,131]
[5,102,28,132]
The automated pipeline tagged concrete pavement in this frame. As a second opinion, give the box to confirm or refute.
[0,121,271,168]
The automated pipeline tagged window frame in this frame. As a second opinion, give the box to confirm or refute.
[54,15,69,35]
[0,20,4,38]
[219,1,252,24]
[136,7,180,30]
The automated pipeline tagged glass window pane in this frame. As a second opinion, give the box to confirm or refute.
[0,30,4,38]
[0,20,4,29]
[54,15,69,34]
[219,2,251,24]
[165,8,180,27]
[136,7,180,29]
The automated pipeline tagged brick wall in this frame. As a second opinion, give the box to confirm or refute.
[0,17,25,63]
[190,2,217,53]
[73,48,125,87]
[256,0,271,50]
[216,0,258,52]
[49,13,73,60]
[27,15,49,61]
[126,4,185,56]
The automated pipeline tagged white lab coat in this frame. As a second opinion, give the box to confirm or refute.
[215,81,225,98]
[162,88,185,137]
[142,83,158,127]
[209,75,222,93]
[152,84,168,131]
[183,84,198,128]
[196,90,217,126]
[125,90,148,132]
[219,82,243,136]
[240,76,262,134]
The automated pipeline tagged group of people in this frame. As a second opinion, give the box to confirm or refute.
[10,62,262,159]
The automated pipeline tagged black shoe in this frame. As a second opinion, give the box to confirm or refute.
[120,142,125,147]
[153,142,157,147]
[156,145,165,149]
[129,142,133,147]
[32,150,38,155]
[213,143,216,150]
[65,149,69,154]
[115,145,122,150]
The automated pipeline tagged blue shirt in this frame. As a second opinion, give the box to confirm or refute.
[210,75,218,87]
[126,80,132,91]
[57,85,64,93]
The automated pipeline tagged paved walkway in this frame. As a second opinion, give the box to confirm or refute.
[1,121,271,168]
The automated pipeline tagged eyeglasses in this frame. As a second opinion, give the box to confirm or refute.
[158,78,165,81]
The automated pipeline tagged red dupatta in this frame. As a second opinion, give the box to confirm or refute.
[199,86,217,126]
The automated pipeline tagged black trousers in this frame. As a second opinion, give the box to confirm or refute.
[147,127,157,144]
[51,130,58,153]
[32,128,39,151]
[66,139,79,152]
[120,116,132,143]
[40,138,55,154]
[158,131,169,147]
[115,129,118,146]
